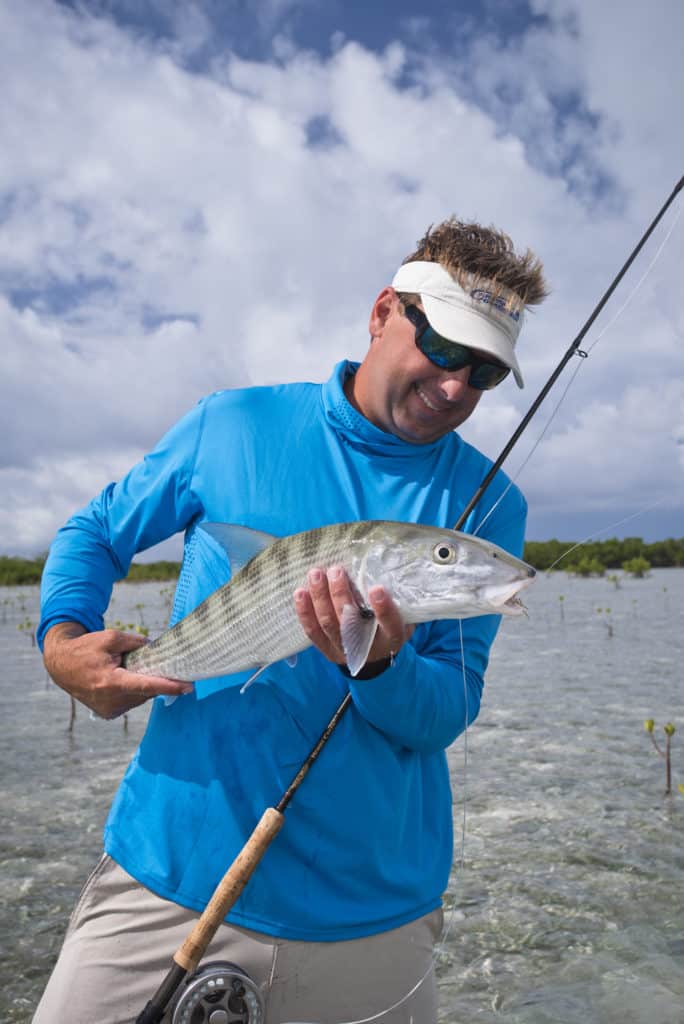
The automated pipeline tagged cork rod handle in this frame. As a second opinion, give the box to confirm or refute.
[173,807,284,973]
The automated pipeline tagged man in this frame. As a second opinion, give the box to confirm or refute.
[35,218,546,1023]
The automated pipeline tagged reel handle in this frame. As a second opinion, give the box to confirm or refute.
[174,806,284,973]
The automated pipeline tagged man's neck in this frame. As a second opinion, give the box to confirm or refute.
[343,366,364,418]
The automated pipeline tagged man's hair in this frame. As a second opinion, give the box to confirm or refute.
[400,217,548,308]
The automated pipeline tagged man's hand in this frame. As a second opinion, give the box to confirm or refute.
[43,622,194,720]
[293,566,413,670]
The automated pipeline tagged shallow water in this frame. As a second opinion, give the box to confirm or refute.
[0,572,682,1023]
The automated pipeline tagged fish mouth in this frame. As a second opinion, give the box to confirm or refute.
[488,576,535,615]
[502,594,528,616]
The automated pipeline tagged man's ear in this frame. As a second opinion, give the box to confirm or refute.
[368,287,397,339]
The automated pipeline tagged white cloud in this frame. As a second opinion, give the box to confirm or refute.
[0,450,145,555]
[1,0,683,555]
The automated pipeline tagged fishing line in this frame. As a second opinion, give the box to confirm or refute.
[455,620,470,874]
[452,175,683,536]
[584,196,683,356]
[543,495,676,573]
[472,192,683,541]
[137,176,683,1024]
[287,180,684,1022]
[472,356,586,540]
[281,624,471,1024]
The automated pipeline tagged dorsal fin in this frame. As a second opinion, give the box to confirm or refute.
[200,522,279,574]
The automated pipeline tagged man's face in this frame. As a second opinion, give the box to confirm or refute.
[348,289,485,445]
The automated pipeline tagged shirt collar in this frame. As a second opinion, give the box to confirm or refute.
[321,359,452,458]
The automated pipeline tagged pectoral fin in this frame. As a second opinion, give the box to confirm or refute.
[340,604,378,677]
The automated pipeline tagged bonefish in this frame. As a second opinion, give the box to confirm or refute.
[123,520,535,681]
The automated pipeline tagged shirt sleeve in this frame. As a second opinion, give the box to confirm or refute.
[37,400,207,649]
[348,483,527,753]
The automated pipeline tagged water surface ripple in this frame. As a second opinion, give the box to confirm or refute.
[0,572,682,1022]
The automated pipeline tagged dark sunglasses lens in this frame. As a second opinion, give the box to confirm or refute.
[419,331,509,389]
[408,306,511,389]
[469,363,511,390]
[417,330,471,371]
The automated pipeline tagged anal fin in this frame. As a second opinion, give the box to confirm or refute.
[240,664,270,694]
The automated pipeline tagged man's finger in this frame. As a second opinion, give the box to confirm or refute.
[368,586,407,652]
[326,565,357,621]
[305,568,341,643]
[117,668,194,697]
[294,587,329,645]
[293,588,340,662]
[102,629,150,653]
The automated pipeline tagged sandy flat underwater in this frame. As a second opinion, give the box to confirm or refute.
[1,570,682,1023]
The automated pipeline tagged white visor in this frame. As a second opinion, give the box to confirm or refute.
[392,260,525,387]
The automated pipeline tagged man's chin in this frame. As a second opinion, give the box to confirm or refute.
[402,391,468,440]
[393,415,455,445]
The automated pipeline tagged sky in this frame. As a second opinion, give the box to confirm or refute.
[2,0,683,559]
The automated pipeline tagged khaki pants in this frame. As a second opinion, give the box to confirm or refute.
[33,855,442,1024]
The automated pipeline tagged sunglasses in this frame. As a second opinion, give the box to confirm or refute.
[403,304,511,391]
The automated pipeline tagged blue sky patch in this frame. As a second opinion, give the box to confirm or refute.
[55,0,546,65]
[305,114,344,150]
[141,308,201,332]
[9,275,116,317]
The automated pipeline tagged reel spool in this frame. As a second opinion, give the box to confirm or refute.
[170,961,265,1024]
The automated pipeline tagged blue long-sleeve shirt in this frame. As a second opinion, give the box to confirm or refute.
[39,360,527,940]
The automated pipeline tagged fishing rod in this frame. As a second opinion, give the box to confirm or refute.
[454,174,683,532]
[136,698,352,1023]
[135,174,683,1024]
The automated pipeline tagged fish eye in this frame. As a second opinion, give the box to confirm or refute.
[433,542,456,564]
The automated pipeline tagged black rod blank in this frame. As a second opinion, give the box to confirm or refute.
[453,175,683,532]
[134,175,682,1023]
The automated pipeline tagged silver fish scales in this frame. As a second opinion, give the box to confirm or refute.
[123,520,535,681]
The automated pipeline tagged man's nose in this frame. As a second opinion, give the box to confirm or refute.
[437,367,471,401]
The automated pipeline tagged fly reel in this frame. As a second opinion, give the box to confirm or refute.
[170,961,265,1024]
